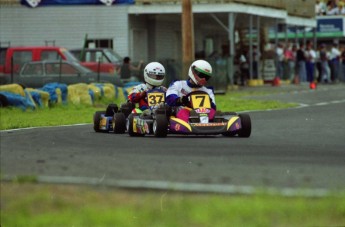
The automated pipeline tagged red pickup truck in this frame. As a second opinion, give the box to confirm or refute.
[0,46,116,79]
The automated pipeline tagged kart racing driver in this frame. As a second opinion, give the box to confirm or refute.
[166,59,216,122]
[127,62,167,113]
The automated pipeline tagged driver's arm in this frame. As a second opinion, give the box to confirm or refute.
[128,85,146,103]
[166,81,182,106]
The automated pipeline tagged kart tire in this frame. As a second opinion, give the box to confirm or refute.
[106,104,118,116]
[120,102,135,118]
[238,113,251,137]
[113,112,126,134]
[93,111,106,132]
[153,114,168,137]
[127,113,144,137]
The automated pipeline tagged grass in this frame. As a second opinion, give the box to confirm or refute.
[1,183,345,227]
[0,90,297,130]
[3,88,338,227]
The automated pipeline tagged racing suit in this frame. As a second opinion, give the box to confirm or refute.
[128,83,167,111]
[166,80,216,122]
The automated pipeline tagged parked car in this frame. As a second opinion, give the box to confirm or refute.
[0,46,116,80]
[1,60,123,88]
[70,48,122,65]
[69,48,122,70]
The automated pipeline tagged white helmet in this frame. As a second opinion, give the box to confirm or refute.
[144,62,165,87]
[188,60,212,86]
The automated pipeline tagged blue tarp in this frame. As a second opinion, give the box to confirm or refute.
[40,83,68,104]
[21,0,134,7]
[0,91,35,110]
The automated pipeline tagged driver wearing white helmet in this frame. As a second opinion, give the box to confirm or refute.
[128,62,167,112]
[166,59,216,122]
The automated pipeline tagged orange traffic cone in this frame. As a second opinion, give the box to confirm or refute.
[272,77,281,86]
[309,81,317,89]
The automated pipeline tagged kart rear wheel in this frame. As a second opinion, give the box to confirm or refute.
[106,104,118,116]
[238,113,251,137]
[153,114,168,137]
[93,111,105,132]
[127,113,144,137]
[113,112,126,134]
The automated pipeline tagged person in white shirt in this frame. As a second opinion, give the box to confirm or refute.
[166,60,216,123]
[276,43,285,79]
[329,42,341,82]
[305,40,316,83]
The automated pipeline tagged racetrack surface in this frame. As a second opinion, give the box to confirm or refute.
[1,84,345,195]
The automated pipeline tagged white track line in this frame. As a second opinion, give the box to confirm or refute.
[3,175,331,197]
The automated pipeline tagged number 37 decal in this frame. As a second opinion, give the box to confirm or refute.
[148,92,165,106]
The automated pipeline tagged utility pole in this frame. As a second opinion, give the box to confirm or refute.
[182,0,194,78]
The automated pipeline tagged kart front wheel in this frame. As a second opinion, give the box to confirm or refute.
[113,112,126,134]
[238,113,251,137]
[106,104,119,116]
[127,113,144,137]
[93,111,105,132]
[153,114,168,137]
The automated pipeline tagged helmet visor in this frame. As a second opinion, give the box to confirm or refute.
[147,73,164,80]
[192,66,211,81]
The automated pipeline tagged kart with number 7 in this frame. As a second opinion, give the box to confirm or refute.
[150,90,251,137]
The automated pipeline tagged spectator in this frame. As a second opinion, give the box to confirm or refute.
[326,0,338,15]
[329,42,341,82]
[284,42,296,81]
[319,44,331,83]
[315,0,327,15]
[251,45,260,79]
[296,43,307,83]
[305,41,316,83]
[341,45,345,82]
[275,43,285,79]
[334,1,345,14]
[239,49,249,86]
[117,56,143,82]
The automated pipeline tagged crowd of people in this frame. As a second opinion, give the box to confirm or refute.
[237,41,345,85]
[315,0,345,15]
[274,41,345,84]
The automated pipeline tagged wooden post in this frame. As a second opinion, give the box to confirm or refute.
[182,0,194,78]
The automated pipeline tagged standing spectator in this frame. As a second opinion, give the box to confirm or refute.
[117,56,144,82]
[284,42,296,82]
[315,0,327,15]
[319,44,331,83]
[305,41,316,83]
[253,45,261,79]
[326,0,338,15]
[329,42,341,82]
[296,43,307,83]
[252,45,261,79]
[239,49,249,86]
[341,45,345,82]
[275,43,285,79]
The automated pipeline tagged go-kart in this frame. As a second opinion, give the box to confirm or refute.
[150,91,251,137]
[127,89,168,137]
[93,101,134,133]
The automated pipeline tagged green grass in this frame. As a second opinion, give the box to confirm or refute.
[2,89,334,227]
[1,183,345,227]
[0,91,296,130]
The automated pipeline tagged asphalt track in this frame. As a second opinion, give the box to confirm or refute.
[1,83,345,195]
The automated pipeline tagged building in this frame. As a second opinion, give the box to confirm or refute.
[0,0,316,87]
